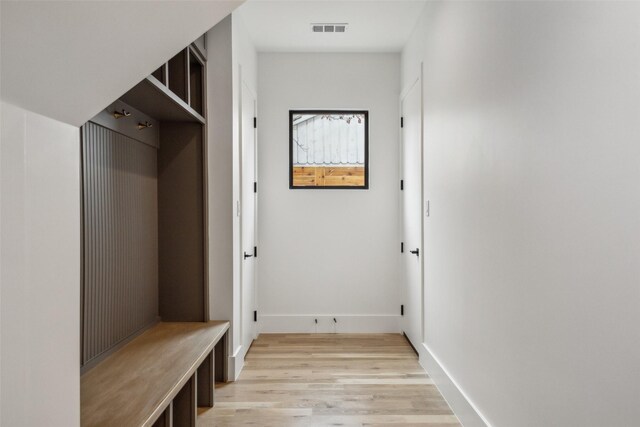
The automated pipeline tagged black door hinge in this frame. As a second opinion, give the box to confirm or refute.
[254,117,257,128]
[253,310,257,322]
[254,182,257,193]
[400,180,404,190]
[400,117,404,128]
[401,242,404,253]
[254,246,258,257]
[401,305,404,316]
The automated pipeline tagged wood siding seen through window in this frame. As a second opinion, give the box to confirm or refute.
[292,166,365,187]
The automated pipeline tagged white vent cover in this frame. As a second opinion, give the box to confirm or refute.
[311,23,348,33]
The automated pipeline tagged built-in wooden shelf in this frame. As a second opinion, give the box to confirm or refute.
[123,44,206,124]
[121,75,205,124]
[80,39,211,417]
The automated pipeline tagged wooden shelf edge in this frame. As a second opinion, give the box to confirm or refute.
[146,75,206,124]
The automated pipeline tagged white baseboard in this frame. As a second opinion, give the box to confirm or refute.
[419,343,491,427]
[228,345,245,381]
[259,314,401,333]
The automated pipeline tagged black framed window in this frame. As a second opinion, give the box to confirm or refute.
[289,110,369,189]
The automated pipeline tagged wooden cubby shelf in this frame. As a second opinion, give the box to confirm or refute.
[122,75,205,123]
[125,44,205,124]
[168,49,188,103]
[188,47,205,116]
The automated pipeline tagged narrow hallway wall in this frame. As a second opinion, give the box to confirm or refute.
[206,11,258,379]
[1,102,80,427]
[402,2,640,426]
[257,53,401,332]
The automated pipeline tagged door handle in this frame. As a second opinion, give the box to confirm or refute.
[244,251,254,260]
[409,248,419,257]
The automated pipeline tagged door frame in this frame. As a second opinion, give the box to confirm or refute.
[399,63,425,346]
[238,73,259,352]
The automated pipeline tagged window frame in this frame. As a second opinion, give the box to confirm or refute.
[289,109,369,190]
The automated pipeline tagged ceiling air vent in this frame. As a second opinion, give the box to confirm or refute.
[311,23,348,33]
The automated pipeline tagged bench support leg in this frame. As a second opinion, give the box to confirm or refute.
[214,330,229,383]
[152,402,173,427]
[196,351,214,407]
[172,374,196,427]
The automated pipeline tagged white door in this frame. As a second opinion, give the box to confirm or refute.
[241,81,258,351]
[400,77,423,350]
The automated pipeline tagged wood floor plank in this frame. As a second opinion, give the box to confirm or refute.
[198,334,460,426]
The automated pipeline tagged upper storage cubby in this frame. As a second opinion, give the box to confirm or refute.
[122,43,205,124]
[168,49,188,103]
[189,47,205,116]
[152,64,167,85]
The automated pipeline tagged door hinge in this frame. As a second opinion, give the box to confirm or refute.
[254,310,257,322]
[400,180,404,191]
[401,305,404,316]
[400,117,404,128]
[253,117,257,128]
[254,181,257,193]
[401,242,404,253]
[254,246,258,257]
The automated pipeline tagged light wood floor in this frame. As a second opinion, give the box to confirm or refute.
[198,334,460,426]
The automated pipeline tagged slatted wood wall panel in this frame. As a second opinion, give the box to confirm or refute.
[81,122,159,367]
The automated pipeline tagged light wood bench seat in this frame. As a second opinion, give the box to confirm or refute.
[81,321,229,427]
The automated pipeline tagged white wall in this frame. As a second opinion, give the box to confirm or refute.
[257,53,401,333]
[1,102,80,426]
[232,12,258,368]
[206,14,234,371]
[402,2,640,426]
[206,11,257,379]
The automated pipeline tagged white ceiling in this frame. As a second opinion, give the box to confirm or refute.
[1,1,244,126]
[237,0,426,52]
